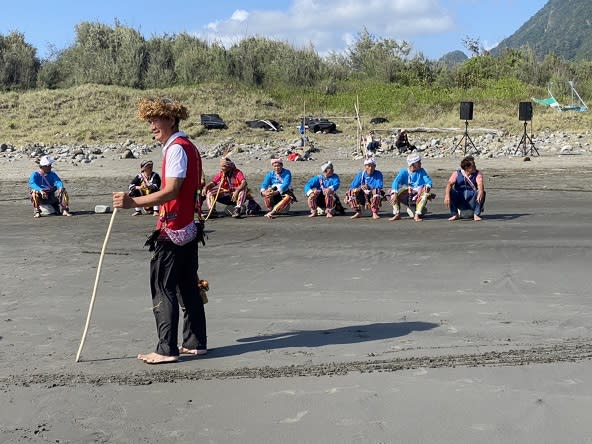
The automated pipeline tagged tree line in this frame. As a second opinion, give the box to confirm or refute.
[1,22,592,98]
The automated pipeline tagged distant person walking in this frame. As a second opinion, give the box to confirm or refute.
[113,97,207,365]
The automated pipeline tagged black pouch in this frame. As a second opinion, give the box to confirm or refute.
[194,220,206,246]
[144,229,161,251]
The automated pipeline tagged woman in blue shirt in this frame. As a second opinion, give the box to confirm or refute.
[345,157,384,219]
[389,153,434,222]
[304,161,343,218]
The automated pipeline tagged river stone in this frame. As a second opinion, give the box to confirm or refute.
[94,205,111,213]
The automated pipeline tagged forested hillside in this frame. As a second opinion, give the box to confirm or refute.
[2,17,592,147]
[492,0,592,61]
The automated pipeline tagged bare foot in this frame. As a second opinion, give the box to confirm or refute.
[326,212,333,218]
[414,214,423,222]
[62,210,72,217]
[473,214,482,221]
[179,346,208,356]
[371,212,380,220]
[350,212,361,219]
[308,211,317,218]
[264,212,276,219]
[137,352,178,364]
[389,214,401,221]
[448,214,460,221]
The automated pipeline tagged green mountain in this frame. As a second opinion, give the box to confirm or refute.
[438,50,468,68]
[492,0,592,60]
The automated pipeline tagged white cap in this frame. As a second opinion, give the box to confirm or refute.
[321,161,333,172]
[39,156,55,167]
[364,157,376,166]
[406,153,421,166]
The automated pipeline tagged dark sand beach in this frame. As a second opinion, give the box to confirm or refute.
[1,153,592,443]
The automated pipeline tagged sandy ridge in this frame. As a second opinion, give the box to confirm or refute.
[3,339,591,388]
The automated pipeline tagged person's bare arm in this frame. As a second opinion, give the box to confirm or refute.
[113,177,184,209]
[443,172,456,207]
[476,173,485,203]
[443,182,452,207]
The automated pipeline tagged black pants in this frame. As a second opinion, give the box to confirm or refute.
[149,237,206,356]
[396,143,416,154]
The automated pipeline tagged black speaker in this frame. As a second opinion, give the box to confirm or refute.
[460,101,474,120]
[519,101,533,121]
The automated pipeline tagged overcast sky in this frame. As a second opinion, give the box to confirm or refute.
[0,0,547,60]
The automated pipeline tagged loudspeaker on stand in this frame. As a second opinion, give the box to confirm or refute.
[519,101,533,121]
[460,101,474,121]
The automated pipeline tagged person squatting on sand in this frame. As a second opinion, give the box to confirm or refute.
[444,155,486,221]
[304,160,343,218]
[28,155,72,218]
[363,131,381,157]
[112,97,207,365]
[128,159,161,216]
[346,157,385,220]
[204,157,248,218]
[260,158,297,219]
[389,153,434,222]
[395,129,416,154]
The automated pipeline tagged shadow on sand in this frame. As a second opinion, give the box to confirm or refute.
[201,321,439,359]
[78,322,438,363]
[424,212,529,221]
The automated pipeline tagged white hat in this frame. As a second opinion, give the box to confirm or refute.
[321,161,333,172]
[363,157,376,166]
[39,156,55,167]
[406,153,421,166]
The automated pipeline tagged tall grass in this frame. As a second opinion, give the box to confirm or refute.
[1,80,591,147]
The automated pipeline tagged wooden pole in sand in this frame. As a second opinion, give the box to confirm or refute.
[355,95,364,156]
[75,207,118,362]
[302,100,306,149]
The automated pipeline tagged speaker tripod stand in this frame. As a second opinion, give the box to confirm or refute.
[452,120,478,155]
[512,121,539,156]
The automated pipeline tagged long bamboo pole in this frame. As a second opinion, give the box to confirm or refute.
[75,207,118,362]
[303,100,306,148]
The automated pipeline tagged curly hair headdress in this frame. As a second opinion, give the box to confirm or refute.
[137,97,189,121]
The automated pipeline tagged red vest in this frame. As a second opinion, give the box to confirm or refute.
[156,136,201,231]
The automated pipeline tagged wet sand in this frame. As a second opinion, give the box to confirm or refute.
[1,155,592,443]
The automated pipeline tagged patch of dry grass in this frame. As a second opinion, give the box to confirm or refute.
[1,83,591,148]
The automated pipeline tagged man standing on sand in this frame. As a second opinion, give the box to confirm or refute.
[112,97,207,365]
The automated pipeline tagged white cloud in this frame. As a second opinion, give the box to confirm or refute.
[195,0,454,55]
[230,9,249,22]
[482,39,498,51]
